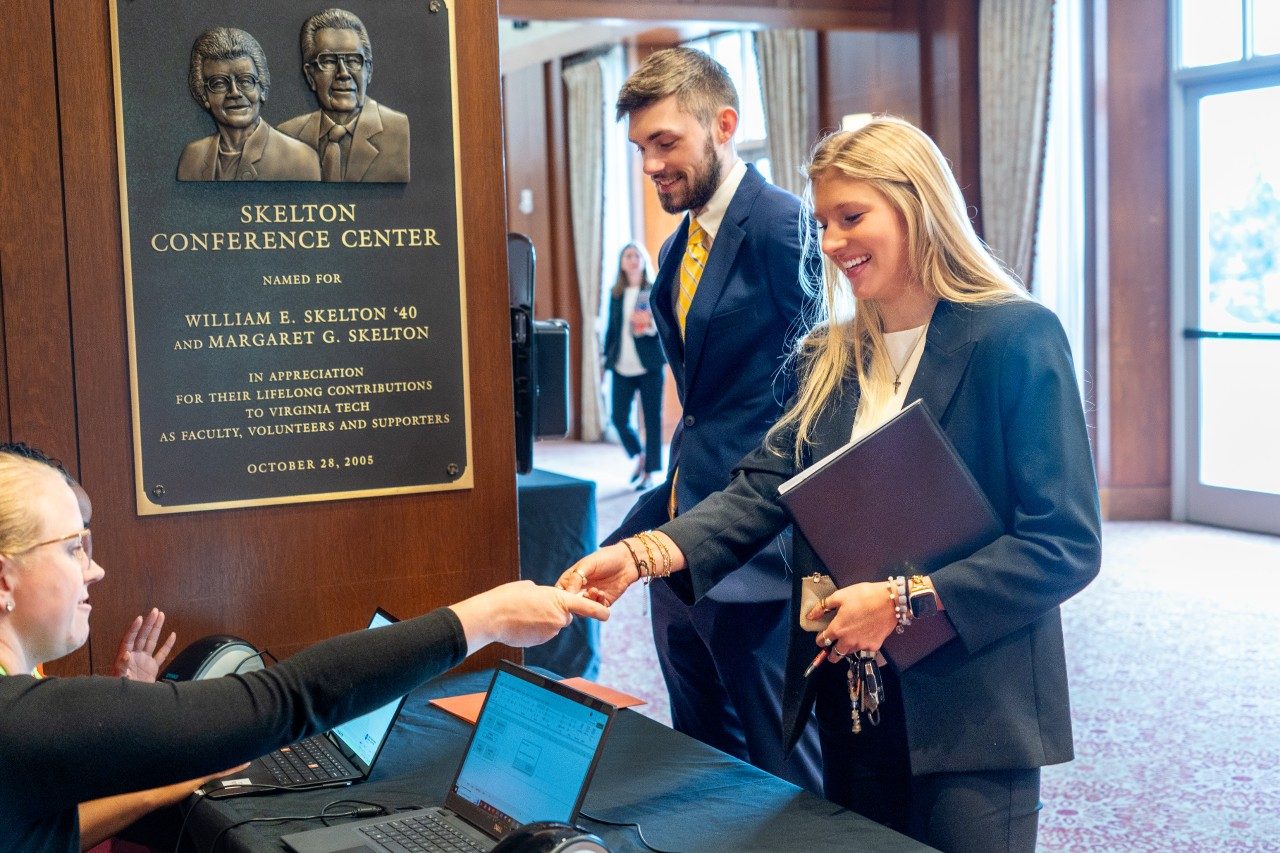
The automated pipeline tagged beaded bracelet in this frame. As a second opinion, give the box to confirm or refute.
[888,575,911,633]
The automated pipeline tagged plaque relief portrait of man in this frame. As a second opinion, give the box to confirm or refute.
[278,8,411,183]
[177,27,322,182]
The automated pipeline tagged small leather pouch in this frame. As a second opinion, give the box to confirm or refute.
[799,573,838,632]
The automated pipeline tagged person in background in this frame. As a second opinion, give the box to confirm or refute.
[607,47,821,793]
[0,447,608,851]
[561,117,1101,852]
[602,242,666,491]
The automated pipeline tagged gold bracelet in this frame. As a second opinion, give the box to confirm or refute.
[620,538,648,580]
[639,530,671,578]
[635,533,657,585]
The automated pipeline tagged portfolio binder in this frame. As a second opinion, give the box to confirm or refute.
[778,400,1003,668]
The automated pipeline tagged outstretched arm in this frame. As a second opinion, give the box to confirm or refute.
[557,531,686,605]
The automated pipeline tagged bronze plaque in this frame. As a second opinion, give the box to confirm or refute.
[109,1,472,514]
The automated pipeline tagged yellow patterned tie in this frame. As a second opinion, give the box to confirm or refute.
[676,218,708,338]
[669,218,707,519]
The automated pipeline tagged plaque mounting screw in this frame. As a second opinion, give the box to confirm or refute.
[151,485,166,498]
[446,463,460,477]
[428,0,442,12]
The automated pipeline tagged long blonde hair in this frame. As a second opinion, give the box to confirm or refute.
[769,117,1027,462]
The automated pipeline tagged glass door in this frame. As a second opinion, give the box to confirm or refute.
[1181,76,1280,533]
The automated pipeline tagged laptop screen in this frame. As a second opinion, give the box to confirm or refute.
[328,609,403,769]
[449,665,613,837]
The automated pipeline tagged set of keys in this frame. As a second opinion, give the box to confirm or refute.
[846,650,885,734]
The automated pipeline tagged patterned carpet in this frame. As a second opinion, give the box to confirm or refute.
[535,440,1280,851]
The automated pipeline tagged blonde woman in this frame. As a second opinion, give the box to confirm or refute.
[561,117,1101,851]
[602,242,665,490]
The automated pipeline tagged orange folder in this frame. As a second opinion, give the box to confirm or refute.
[430,677,646,725]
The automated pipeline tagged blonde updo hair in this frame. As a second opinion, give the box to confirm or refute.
[769,116,1026,461]
[0,453,68,556]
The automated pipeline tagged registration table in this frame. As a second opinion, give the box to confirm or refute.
[183,668,932,852]
[516,468,599,678]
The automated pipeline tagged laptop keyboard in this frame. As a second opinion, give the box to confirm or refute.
[359,813,489,853]
[261,736,349,785]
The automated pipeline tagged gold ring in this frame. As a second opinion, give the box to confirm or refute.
[574,568,588,583]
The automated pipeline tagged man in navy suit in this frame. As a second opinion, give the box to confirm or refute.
[608,48,820,791]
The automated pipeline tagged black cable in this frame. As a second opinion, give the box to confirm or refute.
[206,798,387,852]
[230,647,279,674]
[578,810,682,853]
[172,783,312,853]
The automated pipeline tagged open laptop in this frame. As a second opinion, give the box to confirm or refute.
[204,608,407,798]
[282,660,618,853]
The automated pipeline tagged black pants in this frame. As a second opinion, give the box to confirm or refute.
[610,369,663,473]
[813,662,1041,853]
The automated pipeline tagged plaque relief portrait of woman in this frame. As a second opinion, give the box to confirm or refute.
[176,27,321,182]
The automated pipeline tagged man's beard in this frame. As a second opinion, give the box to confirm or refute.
[657,135,722,214]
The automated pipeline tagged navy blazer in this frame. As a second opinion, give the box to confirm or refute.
[608,164,810,602]
[661,298,1102,775]
[602,288,665,373]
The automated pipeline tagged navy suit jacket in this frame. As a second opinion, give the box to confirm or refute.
[602,288,665,373]
[608,165,810,603]
[661,298,1102,775]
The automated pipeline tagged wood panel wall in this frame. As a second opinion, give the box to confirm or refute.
[6,0,519,676]
[1093,0,1171,518]
[502,0,895,30]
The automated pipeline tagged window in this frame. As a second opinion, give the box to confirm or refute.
[1172,0,1280,532]
[682,31,772,183]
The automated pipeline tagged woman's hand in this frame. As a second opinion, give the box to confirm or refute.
[807,581,898,662]
[556,543,646,606]
[449,581,610,655]
[113,608,178,682]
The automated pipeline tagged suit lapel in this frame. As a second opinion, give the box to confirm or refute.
[242,120,269,170]
[300,112,324,149]
[808,378,859,465]
[652,220,688,400]
[197,136,218,180]
[903,300,976,426]
[346,99,383,182]
[681,168,763,388]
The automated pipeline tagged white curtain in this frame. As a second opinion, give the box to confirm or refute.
[978,0,1054,284]
[753,29,814,197]
[563,57,607,441]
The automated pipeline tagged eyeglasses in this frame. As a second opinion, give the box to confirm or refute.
[311,53,368,72]
[8,529,92,565]
[204,74,260,94]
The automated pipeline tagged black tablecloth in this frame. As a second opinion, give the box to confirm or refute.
[184,668,932,852]
[516,468,599,678]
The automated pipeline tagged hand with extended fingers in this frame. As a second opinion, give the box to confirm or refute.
[113,608,178,682]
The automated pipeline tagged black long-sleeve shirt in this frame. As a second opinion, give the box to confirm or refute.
[0,607,466,853]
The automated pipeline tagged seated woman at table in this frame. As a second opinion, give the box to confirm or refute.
[560,117,1101,852]
[0,448,609,852]
[0,443,239,850]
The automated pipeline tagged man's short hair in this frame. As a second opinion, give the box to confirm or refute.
[187,27,270,105]
[299,8,373,66]
[615,47,738,127]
